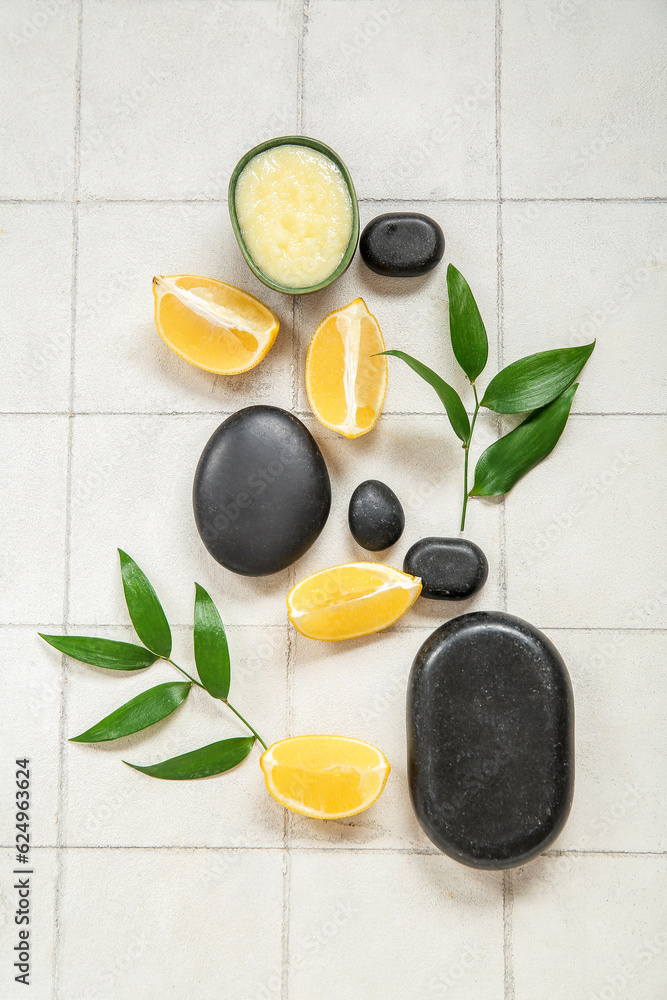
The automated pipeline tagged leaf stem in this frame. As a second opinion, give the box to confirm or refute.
[224,701,268,750]
[166,660,267,749]
[461,383,481,532]
[461,451,470,531]
[167,658,205,689]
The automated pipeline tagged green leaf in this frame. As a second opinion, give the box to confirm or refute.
[381,350,470,443]
[70,682,191,743]
[38,634,158,671]
[481,342,595,413]
[124,736,254,780]
[118,550,172,658]
[447,264,488,383]
[194,584,230,700]
[470,383,578,497]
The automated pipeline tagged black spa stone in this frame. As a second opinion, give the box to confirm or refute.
[348,479,405,551]
[407,612,574,870]
[193,405,331,576]
[360,212,445,277]
[403,536,488,600]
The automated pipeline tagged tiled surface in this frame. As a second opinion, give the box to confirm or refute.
[546,629,666,853]
[303,0,497,200]
[288,851,504,999]
[502,0,667,198]
[505,415,667,629]
[78,0,300,199]
[502,201,667,414]
[0,2,78,199]
[1,1,666,999]
[57,848,284,1000]
[0,203,74,412]
[0,416,69,625]
[512,855,667,1000]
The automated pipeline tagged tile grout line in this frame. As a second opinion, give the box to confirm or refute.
[280,844,292,1000]
[4,623,667,632]
[52,3,83,998]
[291,297,298,413]
[495,6,514,1000]
[361,196,667,204]
[281,2,308,993]
[282,609,296,1000]
[2,844,665,855]
[295,0,308,135]
[494,0,508,622]
[3,411,666,418]
[544,849,667,857]
[3,196,667,205]
[502,870,514,998]
[292,297,302,412]
[495,0,509,617]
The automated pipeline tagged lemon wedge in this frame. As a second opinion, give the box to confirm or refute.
[260,735,390,819]
[287,562,421,641]
[305,297,387,437]
[153,274,279,375]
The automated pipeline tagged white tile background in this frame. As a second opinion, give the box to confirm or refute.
[1,1,666,998]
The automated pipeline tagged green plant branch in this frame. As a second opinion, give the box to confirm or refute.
[167,657,266,749]
[385,269,593,533]
[461,382,481,531]
[42,554,271,779]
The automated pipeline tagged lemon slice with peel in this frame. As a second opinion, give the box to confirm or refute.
[287,562,421,641]
[305,297,387,438]
[153,274,279,375]
[260,735,390,819]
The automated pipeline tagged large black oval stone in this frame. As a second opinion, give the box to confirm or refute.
[403,537,488,600]
[407,612,574,869]
[348,479,405,551]
[360,212,445,277]
[193,406,331,576]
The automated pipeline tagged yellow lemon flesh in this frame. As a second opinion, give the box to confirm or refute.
[235,144,354,289]
[260,735,390,819]
[305,297,387,438]
[287,562,421,641]
[153,274,279,375]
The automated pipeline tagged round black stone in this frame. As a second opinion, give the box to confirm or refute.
[348,479,405,551]
[359,212,445,277]
[403,536,488,600]
[407,612,574,870]
[193,405,331,576]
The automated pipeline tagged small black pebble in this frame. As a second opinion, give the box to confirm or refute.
[348,479,405,551]
[360,212,445,277]
[403,536,488,600]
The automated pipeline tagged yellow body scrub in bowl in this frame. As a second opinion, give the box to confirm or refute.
[229,136,359,294]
